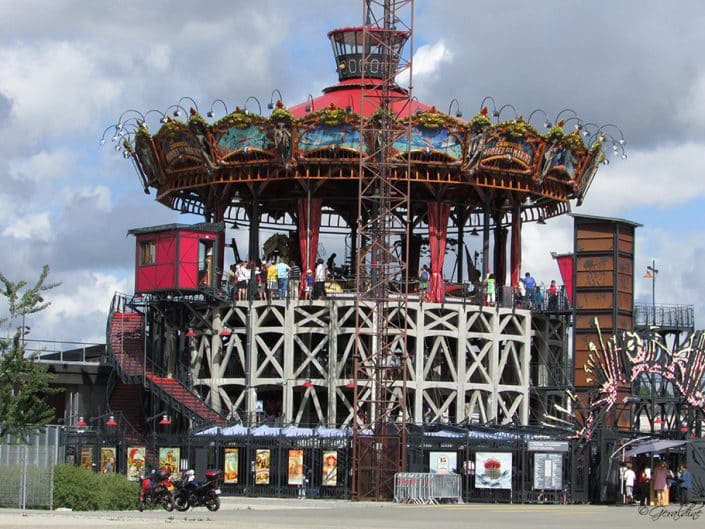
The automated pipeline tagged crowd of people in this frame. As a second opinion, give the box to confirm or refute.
[225,257,331,302]
[224,256,565,311]
[477,270,563,310]
[621,460,692,506]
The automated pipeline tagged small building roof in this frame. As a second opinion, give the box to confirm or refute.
[127,221,225,237]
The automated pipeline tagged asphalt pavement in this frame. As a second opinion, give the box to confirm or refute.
[0,496,702,529]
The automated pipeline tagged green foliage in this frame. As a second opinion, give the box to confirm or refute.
[53,464,139,511]
[563,131,586,152]
[501,119,537,139]
[315,105,353,126]
[546,124,565,141]
[269,106,294,123]
[469,112,491,131]
[0,265,62,441]
[415,109,446,129]
[214,109,263,129]
[0,463,52,508]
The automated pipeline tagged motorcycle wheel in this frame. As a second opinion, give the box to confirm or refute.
[160,494,175,512]
[205,495,220,512]
[174,492,190,512]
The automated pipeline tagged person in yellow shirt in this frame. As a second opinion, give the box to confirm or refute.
[266,261,279,300]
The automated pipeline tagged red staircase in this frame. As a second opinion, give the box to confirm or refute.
[109,382,143,439]
[109,312,145,379]
[150,376,225,426]
[108,309,226,427]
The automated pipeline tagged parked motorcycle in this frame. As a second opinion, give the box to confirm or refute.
[138,467,175,512]
[173,469,222,511]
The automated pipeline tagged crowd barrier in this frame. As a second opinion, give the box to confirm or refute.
[393,472,461,504]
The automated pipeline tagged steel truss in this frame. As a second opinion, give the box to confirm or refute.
[352,0,414,500]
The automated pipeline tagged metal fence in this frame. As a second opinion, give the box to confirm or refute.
[0,426,60,509]
[394,473,461,504]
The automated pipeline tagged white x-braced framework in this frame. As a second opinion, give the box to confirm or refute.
[186,299,531,427]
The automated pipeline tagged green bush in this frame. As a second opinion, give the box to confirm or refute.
[53,464,139,511]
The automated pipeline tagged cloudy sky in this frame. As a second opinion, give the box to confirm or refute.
[2,0,705,345]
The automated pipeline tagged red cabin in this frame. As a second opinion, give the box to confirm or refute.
[128,223,224,294]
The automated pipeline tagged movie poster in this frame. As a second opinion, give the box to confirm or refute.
[429,451,457,474]
[100,447,116,474]
[127,446,146,481]
[80,447,92,470]
[288,449,304,486]
[322,450,338,486]
[159,447,180,476]
[224,448,239,484]
[475,452,512,489]
[255,449,270,485]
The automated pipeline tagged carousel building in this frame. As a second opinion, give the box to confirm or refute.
[90,3,638,500]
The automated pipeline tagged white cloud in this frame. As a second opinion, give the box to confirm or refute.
[1,212,52,241]
[579,142,705,216]
[677,69,705,132]
[0,41,122,141]
[412,40,453,81]
[145,44,171,72]
[60,185,112,212]
[32,271,132,343]
[8,147,76,183]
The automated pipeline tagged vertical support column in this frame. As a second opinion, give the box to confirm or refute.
[488,308,500,422]
[245,306,257,426]
[520,313,531,424]
[328,302,339,427]
[414,305,424,425]
[248,187,260,262]
[456,303,468,422]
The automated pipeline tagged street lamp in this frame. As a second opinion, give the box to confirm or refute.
[643,259,658,325]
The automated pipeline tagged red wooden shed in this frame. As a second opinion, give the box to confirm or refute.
[128,222,224,294]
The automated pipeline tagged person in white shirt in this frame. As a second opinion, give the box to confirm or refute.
[313,258,327,300]
[236,261,250,301]
[623,463,636,503]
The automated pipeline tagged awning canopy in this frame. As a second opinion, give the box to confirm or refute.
[622,439,688,458]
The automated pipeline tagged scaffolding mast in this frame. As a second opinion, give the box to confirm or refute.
[352,0,414,500]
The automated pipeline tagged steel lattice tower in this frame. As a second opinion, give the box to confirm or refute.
[352,0,414,500]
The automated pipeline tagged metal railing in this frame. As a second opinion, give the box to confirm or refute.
[633,303,694,331]
[393,472,462,504]
[28,339,104,364]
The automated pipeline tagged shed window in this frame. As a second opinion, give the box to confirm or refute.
[140,240,156,265]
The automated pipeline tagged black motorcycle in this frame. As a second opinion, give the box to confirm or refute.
[138,467,175,512]
[173,469,222,511]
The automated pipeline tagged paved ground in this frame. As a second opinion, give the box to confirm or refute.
[0,497,703,529]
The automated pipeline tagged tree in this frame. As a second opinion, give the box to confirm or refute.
[0,265,62,442]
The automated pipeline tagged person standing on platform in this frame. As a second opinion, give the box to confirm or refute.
[236,261,250,302]
[314,258,327,300]
[327,253,337,277]
[418,265,430,302]
[266,260,278,301]
[485,273,495,306]
[276,259,290,300]
[534,286,544,310]
[304,269,313,300]
[289,261,301,300]
[522,272,536,309]
[547,279,558,310]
